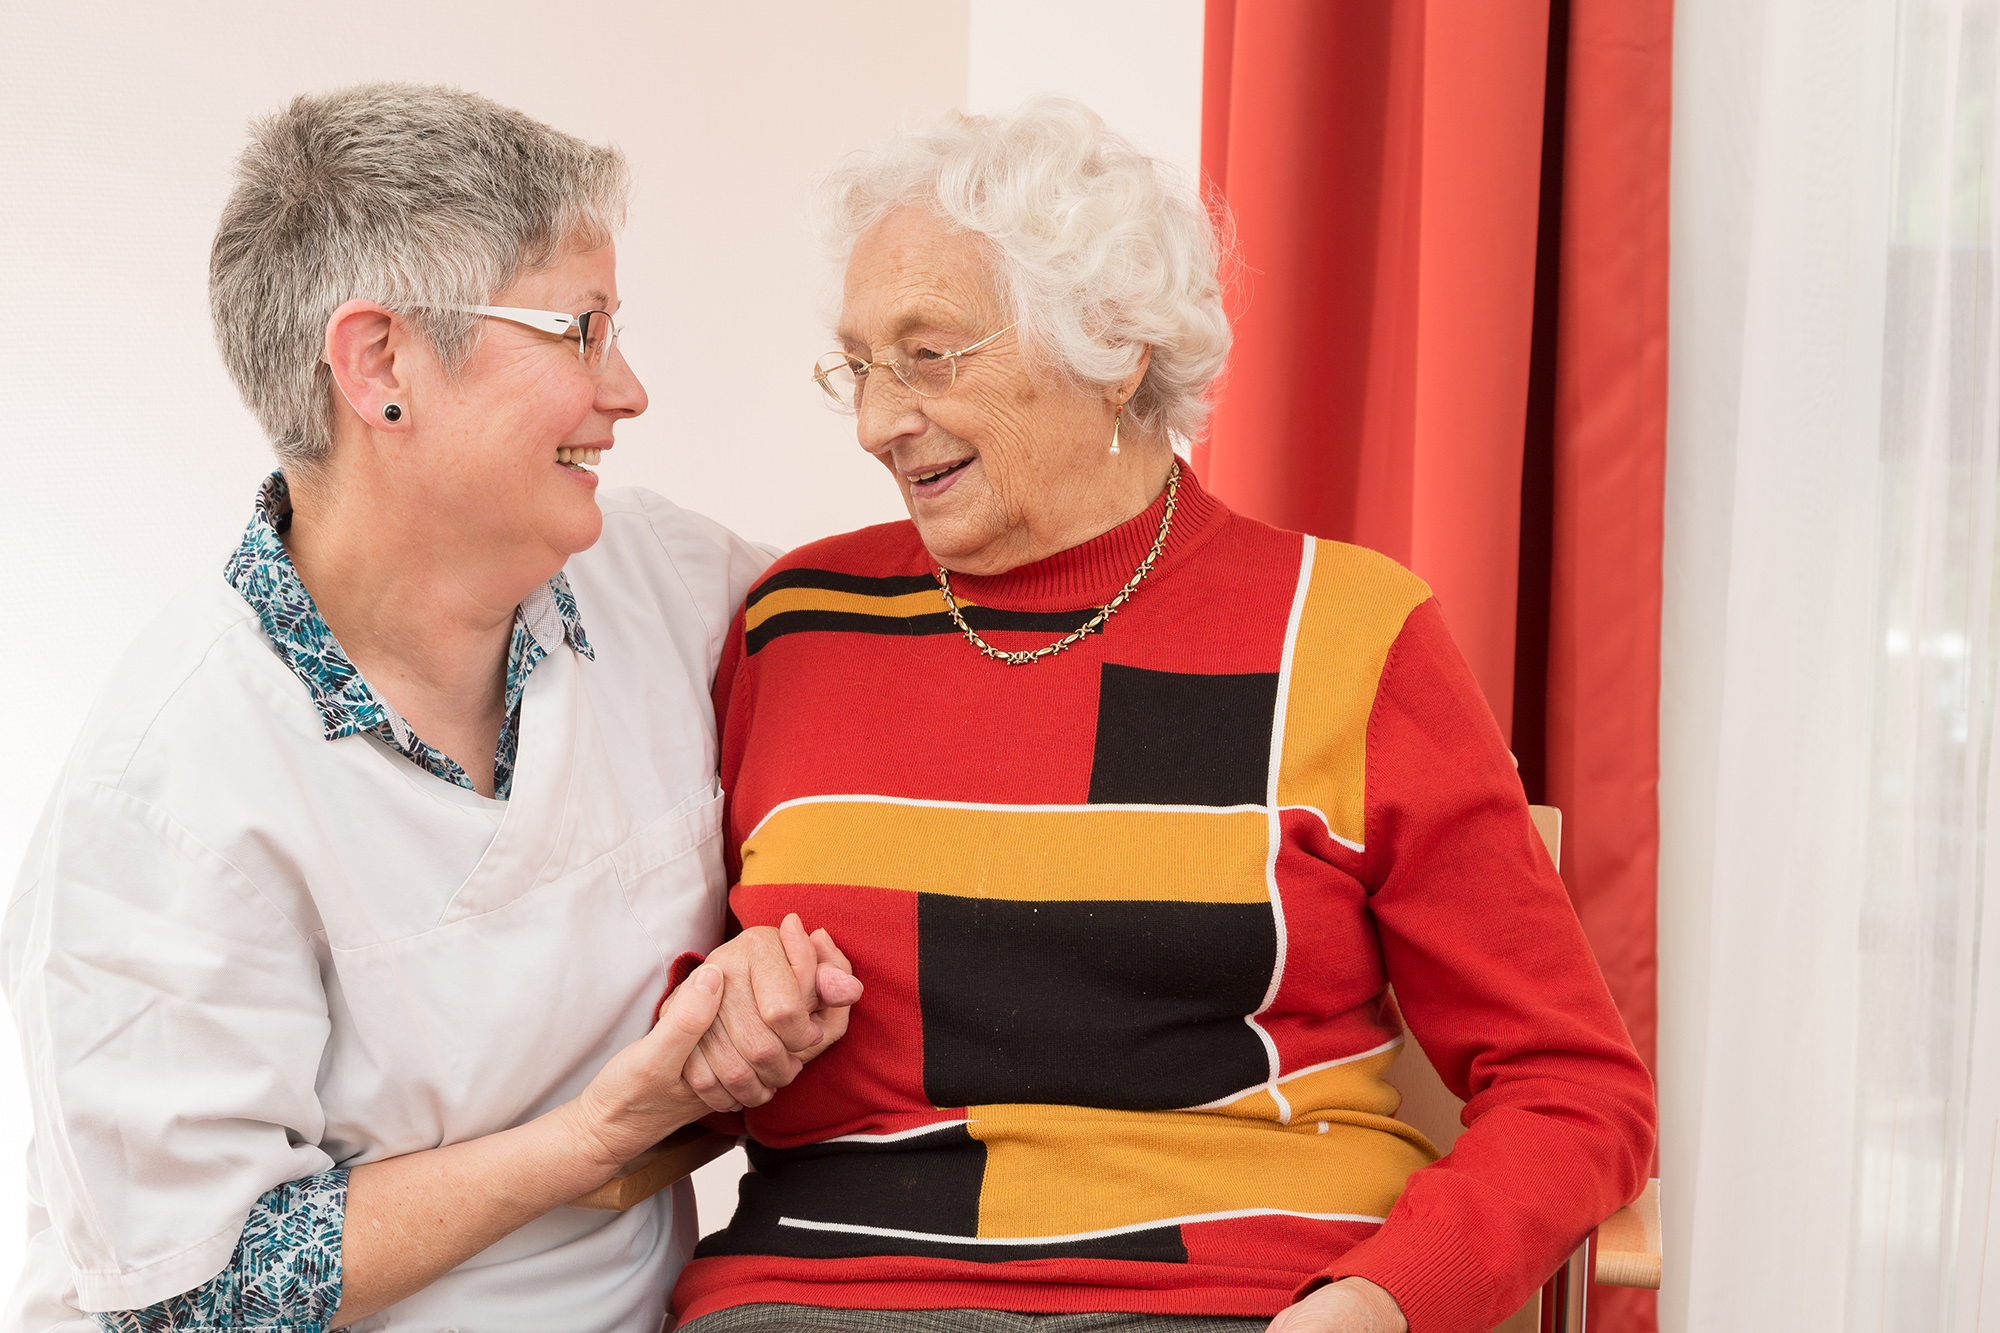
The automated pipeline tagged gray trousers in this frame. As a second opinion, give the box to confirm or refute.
[677,1305,1270,1333]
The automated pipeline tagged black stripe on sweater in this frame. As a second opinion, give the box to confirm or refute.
[746,605,1099,656]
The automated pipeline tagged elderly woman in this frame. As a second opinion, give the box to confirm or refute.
[671,101,1656,1333]
[2,85,859,1333]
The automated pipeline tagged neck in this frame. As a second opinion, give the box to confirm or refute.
[283,457,550,793]
[947,448,1219,611]
[940,436,1179,576]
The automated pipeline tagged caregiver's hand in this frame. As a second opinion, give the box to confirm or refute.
[569,961,743,1166]
[1265,1279,1409,1333]
[683,912,863,1113]
[330,963,726,1329]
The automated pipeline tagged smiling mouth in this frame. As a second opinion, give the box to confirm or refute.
[557,446,602,473]
[910,459,971,486]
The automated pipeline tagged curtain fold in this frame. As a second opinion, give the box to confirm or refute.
[1196,0,1546,728]
[1539,9,1674,1327]
[1201,4,1671,1328]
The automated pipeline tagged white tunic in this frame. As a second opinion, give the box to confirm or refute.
[2,488,770,1333]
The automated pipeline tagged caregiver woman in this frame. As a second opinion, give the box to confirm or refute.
[1,85,857,1333]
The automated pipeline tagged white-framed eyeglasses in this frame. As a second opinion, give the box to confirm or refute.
[452,304,623,372]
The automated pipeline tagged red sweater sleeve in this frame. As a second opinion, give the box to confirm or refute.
[713,604,753,884]
[1317,599,1656,1330]
[680,607,760,1142]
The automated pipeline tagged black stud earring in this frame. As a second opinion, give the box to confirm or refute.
[382,403,403,423]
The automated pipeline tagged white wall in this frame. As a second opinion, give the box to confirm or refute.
[0,0,970,1298]
[967,0,1206,181]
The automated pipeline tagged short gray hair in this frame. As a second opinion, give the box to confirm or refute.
[210,83,630,469]
[815,97,1231,443]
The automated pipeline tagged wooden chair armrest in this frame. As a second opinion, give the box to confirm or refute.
[568,1125,738,1212]
[1593,1178,1661,1289]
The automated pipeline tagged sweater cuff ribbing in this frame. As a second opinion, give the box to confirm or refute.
[1308,1210,1502,1333]
[653,950,708,1024]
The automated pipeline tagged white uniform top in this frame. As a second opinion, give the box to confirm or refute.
[2,488,771,1333]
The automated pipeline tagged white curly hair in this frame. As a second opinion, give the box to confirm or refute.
[815,97,1232,444]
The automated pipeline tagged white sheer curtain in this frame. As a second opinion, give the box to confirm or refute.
[1664,0,2000,1328]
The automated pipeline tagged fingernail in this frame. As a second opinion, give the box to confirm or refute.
[692,965,722,995]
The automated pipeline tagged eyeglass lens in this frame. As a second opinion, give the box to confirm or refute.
[579,311,617,371]
[814,341,957,411]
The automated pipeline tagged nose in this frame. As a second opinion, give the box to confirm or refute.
[854,376,927,456]
[596,344,649,421]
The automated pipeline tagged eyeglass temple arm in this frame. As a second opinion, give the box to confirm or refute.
[456,305,578,336]
[955,321,1018,358]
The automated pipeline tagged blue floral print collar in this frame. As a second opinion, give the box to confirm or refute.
[223,471,592,799]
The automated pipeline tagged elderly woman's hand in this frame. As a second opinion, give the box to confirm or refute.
[683,913,863,1113]
[1265,1279,1409,1333]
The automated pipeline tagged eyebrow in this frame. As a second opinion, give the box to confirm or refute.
[837,306,981,348]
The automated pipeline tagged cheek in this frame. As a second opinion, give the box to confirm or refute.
[952,398,1041,499]
[488,378,594,464]
[536,376,597,433]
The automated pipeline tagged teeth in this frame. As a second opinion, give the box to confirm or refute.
[557,447,573,464]
[584,448,601,464]
[555,447,603,467]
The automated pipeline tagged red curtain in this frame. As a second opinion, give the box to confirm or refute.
[1199,3,1672,1330]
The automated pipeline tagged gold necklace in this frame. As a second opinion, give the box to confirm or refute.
[934,459,1182,666]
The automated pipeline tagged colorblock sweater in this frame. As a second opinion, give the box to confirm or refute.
[675,469,1655,1333]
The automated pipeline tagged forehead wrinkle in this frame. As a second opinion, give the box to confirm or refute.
[839,284,993,350]
[841,211,1005,347]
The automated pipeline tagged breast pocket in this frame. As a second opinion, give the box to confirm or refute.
[613,786,728,965]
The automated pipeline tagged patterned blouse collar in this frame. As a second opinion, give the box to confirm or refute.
[223,470,592,798]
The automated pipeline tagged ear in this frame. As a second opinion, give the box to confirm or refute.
[325,299,410,428]
[1107,345,1153,408]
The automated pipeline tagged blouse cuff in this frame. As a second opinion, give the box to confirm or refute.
[94,1168,348,1333]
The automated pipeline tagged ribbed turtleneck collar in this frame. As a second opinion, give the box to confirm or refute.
[944,459,1228,611]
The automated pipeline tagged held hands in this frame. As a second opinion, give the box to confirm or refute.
[1266,1279,1409,1333]
[683,913,862,1113]
[567,913,860,1173]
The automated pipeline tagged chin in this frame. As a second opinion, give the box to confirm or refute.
[917,524,1002,574]
[545,493,607,557]
[910,516,964,565]
[906,481,1005,572]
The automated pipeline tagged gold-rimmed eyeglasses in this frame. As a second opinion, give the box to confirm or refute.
[813,322,1017,413]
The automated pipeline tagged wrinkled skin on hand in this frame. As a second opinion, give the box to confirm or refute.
[1266,1278,1409,1333]
[682,912,863,1112]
